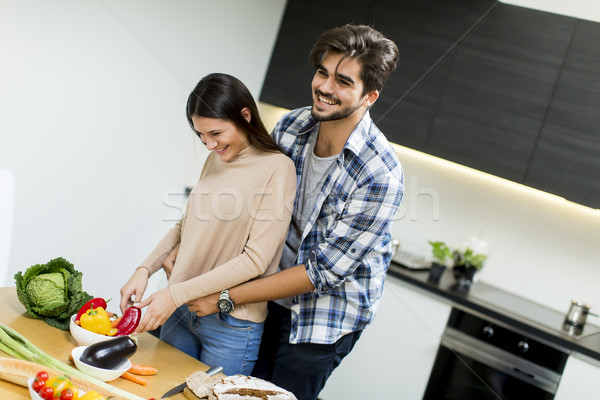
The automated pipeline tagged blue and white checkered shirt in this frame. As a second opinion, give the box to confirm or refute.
[272,107,404,344]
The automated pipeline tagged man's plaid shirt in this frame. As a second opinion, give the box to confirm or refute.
[272,107,404,344]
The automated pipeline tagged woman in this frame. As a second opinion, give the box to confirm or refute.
[119,73,296,375]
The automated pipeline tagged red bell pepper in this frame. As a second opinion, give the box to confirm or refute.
[115,306,142,336]
[75,297,109,322]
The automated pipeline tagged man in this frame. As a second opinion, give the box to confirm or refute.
[188,24,403,400]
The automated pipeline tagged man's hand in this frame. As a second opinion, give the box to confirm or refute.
[186,293,220,317]
[133,287,177,333]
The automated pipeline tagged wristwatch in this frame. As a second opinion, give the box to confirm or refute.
[217,290,235,314]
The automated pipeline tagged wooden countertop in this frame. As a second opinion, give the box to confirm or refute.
[0,286,210,399]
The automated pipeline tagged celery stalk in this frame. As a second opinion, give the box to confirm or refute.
[0,324,145,400]
[0,324,38,360]
[0,341,27,360]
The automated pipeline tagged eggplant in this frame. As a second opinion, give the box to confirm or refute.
[80,336,137,369]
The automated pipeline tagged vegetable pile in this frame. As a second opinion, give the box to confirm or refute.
[32,370,80,399]
[32,370,118,399]
[0,324,145,400]
[15,258,93,330]
[74,297,141,337]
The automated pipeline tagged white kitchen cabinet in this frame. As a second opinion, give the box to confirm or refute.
[319,275,452,399]
[555,352,600,400]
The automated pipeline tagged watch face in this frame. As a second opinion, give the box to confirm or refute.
[217,299,234,313]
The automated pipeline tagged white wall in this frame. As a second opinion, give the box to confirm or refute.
[0,0,287,306]
[391,144,600,317]
[0,169,15,285]
[500,0,600,23]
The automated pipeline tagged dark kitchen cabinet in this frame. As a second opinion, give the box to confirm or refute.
[525,20,600,207]
[368,0,478,150]
[260,0,600,209]
[423,5,575,182]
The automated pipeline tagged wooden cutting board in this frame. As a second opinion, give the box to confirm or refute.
[183,387,202,400]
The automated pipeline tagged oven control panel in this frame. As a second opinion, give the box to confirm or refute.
[446,308,569,373]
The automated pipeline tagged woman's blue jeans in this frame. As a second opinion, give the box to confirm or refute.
[160,305,264,376]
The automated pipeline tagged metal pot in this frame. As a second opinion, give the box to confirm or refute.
[562,300,598,335]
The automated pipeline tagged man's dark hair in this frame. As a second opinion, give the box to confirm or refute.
[309,24,399,95]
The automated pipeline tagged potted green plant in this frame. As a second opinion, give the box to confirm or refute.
[428,241,451,283]
[452,237,489,290]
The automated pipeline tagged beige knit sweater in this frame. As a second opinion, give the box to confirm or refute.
[140,145,296,322]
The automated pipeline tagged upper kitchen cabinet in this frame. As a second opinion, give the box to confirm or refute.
[368,0,483,150]
[260,0,600,209]
[423,5,574,182]
[525,20,600,208]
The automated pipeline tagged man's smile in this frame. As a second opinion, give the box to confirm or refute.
[316,91,339,106]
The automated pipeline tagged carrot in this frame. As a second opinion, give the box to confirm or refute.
[128,362,158,376]
[74,319,80,326]
[110,316,123,328]
[120,371,147,386]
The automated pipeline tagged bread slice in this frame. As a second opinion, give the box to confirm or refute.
[187,370,227,398]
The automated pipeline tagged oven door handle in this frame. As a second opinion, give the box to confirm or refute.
[441,327,561,394]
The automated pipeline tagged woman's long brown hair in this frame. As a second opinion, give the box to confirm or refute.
[186,73,282,154]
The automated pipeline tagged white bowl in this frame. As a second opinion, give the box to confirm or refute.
[28,377,86,399]
[69,314,114,346]
[71,345,131,382]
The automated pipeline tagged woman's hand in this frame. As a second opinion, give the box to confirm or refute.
[162,243,180,279]
[134,287,177,333]
[120,267,150,314]
[186,293,220,317]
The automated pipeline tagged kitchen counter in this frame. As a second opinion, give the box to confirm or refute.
[0,287,210,399]
[388,261,600,362]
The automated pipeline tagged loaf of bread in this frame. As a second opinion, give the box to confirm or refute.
[187,372,297,400]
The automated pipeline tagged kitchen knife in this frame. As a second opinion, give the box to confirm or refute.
[161,365,223,398]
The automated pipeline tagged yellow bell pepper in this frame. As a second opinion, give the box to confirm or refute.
[80,305,112,335]
[46,375,79,398]
[46,375,79,399]
[79,390,106,400]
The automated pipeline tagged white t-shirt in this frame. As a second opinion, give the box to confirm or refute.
[276,134,338,309]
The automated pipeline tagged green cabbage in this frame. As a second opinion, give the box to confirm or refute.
[14,257,93,330]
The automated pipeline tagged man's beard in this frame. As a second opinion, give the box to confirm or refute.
[311,92,362,122]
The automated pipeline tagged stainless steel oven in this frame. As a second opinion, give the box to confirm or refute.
[423,308,569,399]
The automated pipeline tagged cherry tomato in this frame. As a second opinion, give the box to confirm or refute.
[31,378,46,392]
[60,388,75,400]
[39,386,54,400]
[36,371,49,381]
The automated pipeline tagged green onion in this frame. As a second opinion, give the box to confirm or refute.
[0,341,26,360]
[0,324,145,400]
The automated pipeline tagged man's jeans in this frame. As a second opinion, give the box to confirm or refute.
[252,301,362,400]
